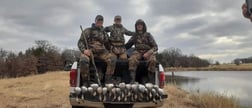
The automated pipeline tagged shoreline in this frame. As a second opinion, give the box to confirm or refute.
[165,63,252,71]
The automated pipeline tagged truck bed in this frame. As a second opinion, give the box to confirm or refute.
[69,59,167,108]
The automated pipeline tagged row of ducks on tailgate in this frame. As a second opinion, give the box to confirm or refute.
[74,83,165,103]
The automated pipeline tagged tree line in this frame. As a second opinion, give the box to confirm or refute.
[0,41,210,78]
[156,47,210,68]
[0,40,80,78]
[233,56,252,65]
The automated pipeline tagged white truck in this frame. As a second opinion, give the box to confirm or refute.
[69,52,168,108]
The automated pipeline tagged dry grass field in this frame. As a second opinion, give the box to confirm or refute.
[0,71,239,108]
[0,72,70,108]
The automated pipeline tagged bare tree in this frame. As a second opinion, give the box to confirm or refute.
[0,48,7,61]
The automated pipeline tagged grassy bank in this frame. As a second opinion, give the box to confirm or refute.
[0,71,70,108]
[0,72,241,108]
[163,85,239,108]
[165,63,252,71]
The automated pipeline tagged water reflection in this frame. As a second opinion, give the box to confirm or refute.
[165,75,201,86]
[165,71,252,107]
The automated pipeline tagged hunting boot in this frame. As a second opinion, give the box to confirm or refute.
[148,72,155,84]
[80,69,89,87]
[130,71,136,84]
[105,74,112,84]
[80,60,90,87]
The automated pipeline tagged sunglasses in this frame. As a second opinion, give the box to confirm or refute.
[96,19,103,21]
[115,18,121,21]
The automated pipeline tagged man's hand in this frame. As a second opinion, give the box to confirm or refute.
[242,3,252,21]
[143,52,150,59]
[83,50,91,56]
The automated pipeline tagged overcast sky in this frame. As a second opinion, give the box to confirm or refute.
[0,0,251,63]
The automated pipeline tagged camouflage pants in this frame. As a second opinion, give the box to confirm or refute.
[111,46,127,60]
[128,51,156,73]
[79,52,116,82]
[111,53,127,60]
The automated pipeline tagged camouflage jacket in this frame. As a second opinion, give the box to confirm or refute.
[78,24,110,53]
[104,24,134,45]
[125,32,158,54]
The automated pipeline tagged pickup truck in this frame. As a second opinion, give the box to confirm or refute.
[69,51,168,108]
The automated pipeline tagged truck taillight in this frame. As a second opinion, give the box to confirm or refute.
[159,71,165,88]
[70,69,77,87]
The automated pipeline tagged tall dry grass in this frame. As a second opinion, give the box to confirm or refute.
[163,84,240,108]
[190,92,239,108]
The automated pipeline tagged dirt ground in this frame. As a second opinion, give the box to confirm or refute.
[0,71,196,108]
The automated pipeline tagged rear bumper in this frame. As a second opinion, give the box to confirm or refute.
[69,98,165,108]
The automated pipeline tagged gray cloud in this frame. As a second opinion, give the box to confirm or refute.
[0,0,251,62]
[189,18,251,37]
[149,0,242,17]
[149,0,206,16]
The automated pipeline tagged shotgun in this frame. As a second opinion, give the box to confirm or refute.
[80,25,101,86]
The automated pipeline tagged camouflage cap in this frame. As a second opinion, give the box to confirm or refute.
[95,15,104,21]
[114,15,121,20]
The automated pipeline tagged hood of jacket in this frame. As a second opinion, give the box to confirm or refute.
[135,19,147,33]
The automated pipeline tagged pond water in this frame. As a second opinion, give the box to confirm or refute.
[165,71,252,107]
